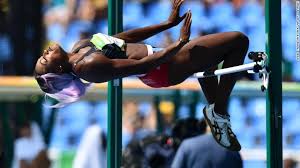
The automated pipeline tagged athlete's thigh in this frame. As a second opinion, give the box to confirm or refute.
[168,31,243,85]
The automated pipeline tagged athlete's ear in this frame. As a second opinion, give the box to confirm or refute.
[58,65,63,73]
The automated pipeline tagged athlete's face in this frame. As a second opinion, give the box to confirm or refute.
[35,43,68,75]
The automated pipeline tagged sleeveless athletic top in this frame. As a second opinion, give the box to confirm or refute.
[72,33,127,68]
[71,33,171,88]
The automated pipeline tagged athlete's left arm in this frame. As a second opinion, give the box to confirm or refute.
[114,0,187,43]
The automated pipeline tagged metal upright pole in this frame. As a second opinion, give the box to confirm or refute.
[107,0,123,168]
[265,0,283,167]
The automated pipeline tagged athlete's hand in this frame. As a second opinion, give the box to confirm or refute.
[180,10,192,43]
[167,0,186,26]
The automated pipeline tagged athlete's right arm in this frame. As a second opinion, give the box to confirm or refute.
[74,12,192,83]
[74,39,186,83]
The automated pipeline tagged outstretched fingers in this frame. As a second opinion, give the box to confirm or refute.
[180,10,192,41]
[173,0,184,9]
[177,0,185,8]
[187,11,192,30]
[184,10,192,33]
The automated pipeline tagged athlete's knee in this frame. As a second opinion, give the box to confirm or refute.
[232,31,249,48]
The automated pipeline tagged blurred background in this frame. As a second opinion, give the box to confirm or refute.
[0,0,299,167]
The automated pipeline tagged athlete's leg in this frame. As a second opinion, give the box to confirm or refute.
[167,31,248,151]
[214,34,249,115]
[197,65,218,104]
[198,35,248,114]
[167,31,249,151]
[168,31,249,114]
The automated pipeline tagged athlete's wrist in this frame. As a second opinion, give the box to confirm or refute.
[179,38,189,44]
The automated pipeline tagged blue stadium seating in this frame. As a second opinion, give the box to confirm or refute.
[196,15,216,33]
[57,101,92,134]
[282,98,300,120]
[253,117,267,148]
[239,1,263,29]
[195,102,205,119]
[229,97,246,120]
[282,25,296,62]
[210,2,234,29]
[284,132,300,149]
[181,1,204,32]
[285,116,300,148]
[147,2,172,23]
[287,113,300,134]
[181,1,204,16]
[245,98,266,119]
[292,62,300,81]
[218,16,245,33]
[0,34,12,62]
[228,97,247,135]
[50,121,69,150]
[93,101,108,134]
[138,101,152,117]
[123,2,145,28]
[282,99,300,149]
[178,104,190,119]
[247,20,265,51]
[243,18,265,64]
[94,20,108,34]
[122,130,133,147]
[60,20,93,51]
[67,20,93,37]
[168,25,181,40]
[283,43,296,63]
[244,160,266,168]
[143,32,165,47]
[282,0,295,29]
[46,23,65,43]
[237,126,256,148]
[244,98,267,142]
[293,134,300,148]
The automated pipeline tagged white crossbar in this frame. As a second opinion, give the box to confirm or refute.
[193,62,259,78]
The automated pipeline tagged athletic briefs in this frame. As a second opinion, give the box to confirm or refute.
[138,45,170,88]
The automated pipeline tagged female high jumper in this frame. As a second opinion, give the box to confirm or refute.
[34,0,249,151]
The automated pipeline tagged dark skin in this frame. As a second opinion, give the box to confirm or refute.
[35,0,249,115]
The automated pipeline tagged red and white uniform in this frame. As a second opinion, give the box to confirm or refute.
[138,45,170,88]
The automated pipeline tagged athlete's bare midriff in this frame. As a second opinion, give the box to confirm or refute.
[126,43,149,60]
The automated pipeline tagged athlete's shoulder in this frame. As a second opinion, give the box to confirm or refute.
[72,54,114,83]
[73,51,111,72]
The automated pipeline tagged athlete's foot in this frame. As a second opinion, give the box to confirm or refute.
[203,104,241,151]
